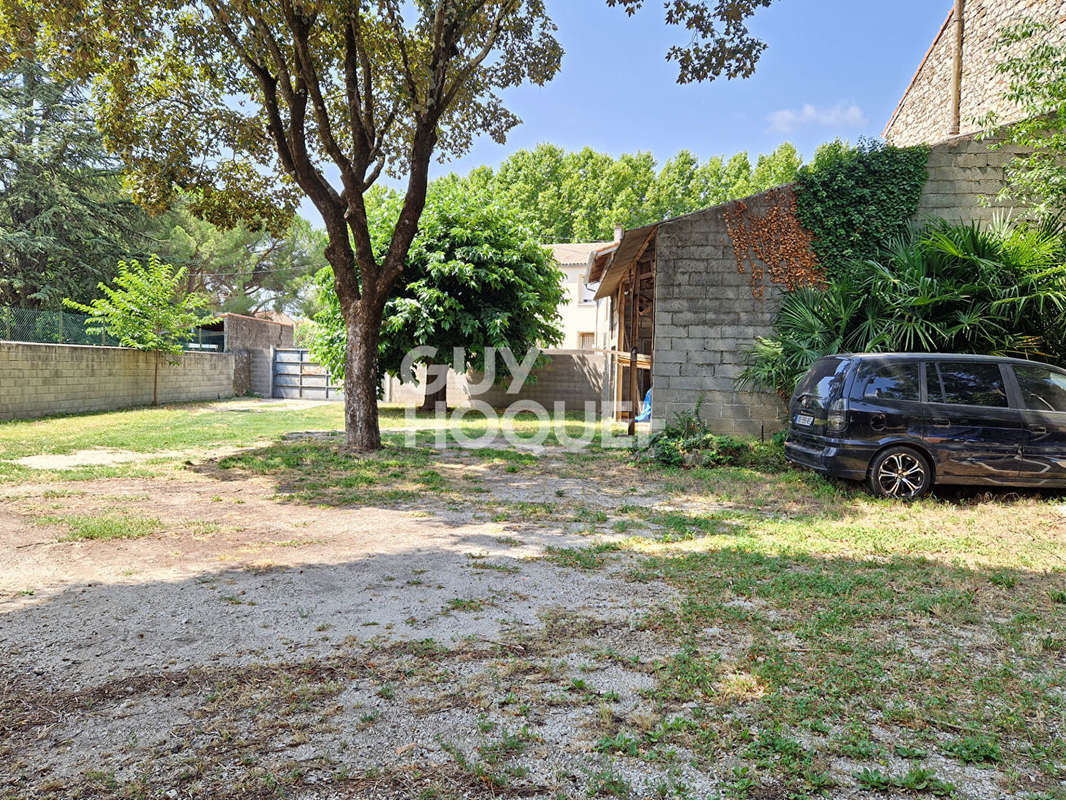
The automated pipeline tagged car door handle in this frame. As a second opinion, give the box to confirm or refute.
[1029,426,1048,436]
[930,417,950,427]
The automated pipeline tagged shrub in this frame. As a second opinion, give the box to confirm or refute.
[740,217,1066,398]
[642,401,785,470]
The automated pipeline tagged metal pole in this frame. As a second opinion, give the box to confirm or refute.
[950,0,964,135]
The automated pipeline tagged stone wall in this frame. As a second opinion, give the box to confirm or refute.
[0,341,235,421]
[651,193,787,436]
[916,130,1031,223]
[383,349,607,411]
[885,0,1066,147]
[222,314,294,397]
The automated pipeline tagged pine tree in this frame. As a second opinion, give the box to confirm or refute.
[0,57,144,308]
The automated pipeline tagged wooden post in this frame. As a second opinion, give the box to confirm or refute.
[950,0,964,135]
[627,266,639,436]
[614,284,624,420]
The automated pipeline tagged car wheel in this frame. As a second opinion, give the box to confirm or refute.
[868,446,933,500]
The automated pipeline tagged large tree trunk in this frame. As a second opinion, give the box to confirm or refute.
[343,301,384,452]
[419,362,448,413]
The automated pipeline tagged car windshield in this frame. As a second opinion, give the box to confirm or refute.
[794,357,848,403]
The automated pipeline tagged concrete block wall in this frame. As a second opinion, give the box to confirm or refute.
[222,314,294,397]
[0,341,235,421]
[916,131,1032,224]
[651,195,788,436]
[473,350,606,411]
[383,349,607,411]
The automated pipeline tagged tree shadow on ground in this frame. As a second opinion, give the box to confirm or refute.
[1,535,1063,800]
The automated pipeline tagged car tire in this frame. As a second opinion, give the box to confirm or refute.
[867,446,933,500]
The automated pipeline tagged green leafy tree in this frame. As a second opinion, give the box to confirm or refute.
[0,57,144,308]
[605,0,776,83]
[979,19,1066,216]
[311,183,564,409]
[751,142,802,192]
[15,0,779,450]
[64,255,211,406]
[462,142,803,245]
[645,149,710,221]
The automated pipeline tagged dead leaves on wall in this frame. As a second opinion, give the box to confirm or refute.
[723,186,825,298]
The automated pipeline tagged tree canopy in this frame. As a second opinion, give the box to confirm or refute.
[0,57,144,308]
[310,182,563,395]
[0,52,332,314]
[150,202,328,317]
[460,142,803,244]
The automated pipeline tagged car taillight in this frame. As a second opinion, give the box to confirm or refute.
[827,396,849,433]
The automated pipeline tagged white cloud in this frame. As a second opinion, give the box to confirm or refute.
[767,102,868,133]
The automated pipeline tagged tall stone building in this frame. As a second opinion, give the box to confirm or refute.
[884,0,1066,147]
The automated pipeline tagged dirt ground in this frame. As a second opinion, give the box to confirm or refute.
[1,446,702,799]
[2,403,1064,800]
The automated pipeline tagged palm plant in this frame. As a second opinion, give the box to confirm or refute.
[740,217,1066,398]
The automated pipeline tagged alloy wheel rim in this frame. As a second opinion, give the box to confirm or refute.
[876,453,926,498]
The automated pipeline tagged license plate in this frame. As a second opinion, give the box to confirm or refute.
[795,414,815,427]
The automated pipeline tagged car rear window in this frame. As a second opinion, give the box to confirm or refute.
[794,357,848,402]
[853,362,920,402]
[927,362,1009,408]
[1014,365,1066,412]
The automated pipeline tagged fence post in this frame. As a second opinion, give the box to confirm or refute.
[269,346,276,400]
[57,310,64,344]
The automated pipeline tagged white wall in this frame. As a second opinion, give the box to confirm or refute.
[556,265,600,350]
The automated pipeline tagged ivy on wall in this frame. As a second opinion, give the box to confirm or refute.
[723,186,825,298]
[793,139,929,280]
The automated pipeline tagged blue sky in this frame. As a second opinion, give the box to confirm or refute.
[301,0,951,220]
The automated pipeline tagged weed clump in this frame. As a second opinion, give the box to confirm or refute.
[641,401,786,470]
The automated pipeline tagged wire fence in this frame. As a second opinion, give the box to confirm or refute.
[0,306,227,351]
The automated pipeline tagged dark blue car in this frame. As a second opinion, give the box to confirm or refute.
[785,353,1066,499]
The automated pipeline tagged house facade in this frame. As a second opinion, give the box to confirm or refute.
[550,242,610,350]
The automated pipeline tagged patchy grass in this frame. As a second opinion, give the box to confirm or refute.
[0,401,346,461]
[37,512,164,541]
[4,400,1066,799]
[215,440,439,506]
[444,597,490,613]
[543,543,620,570]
